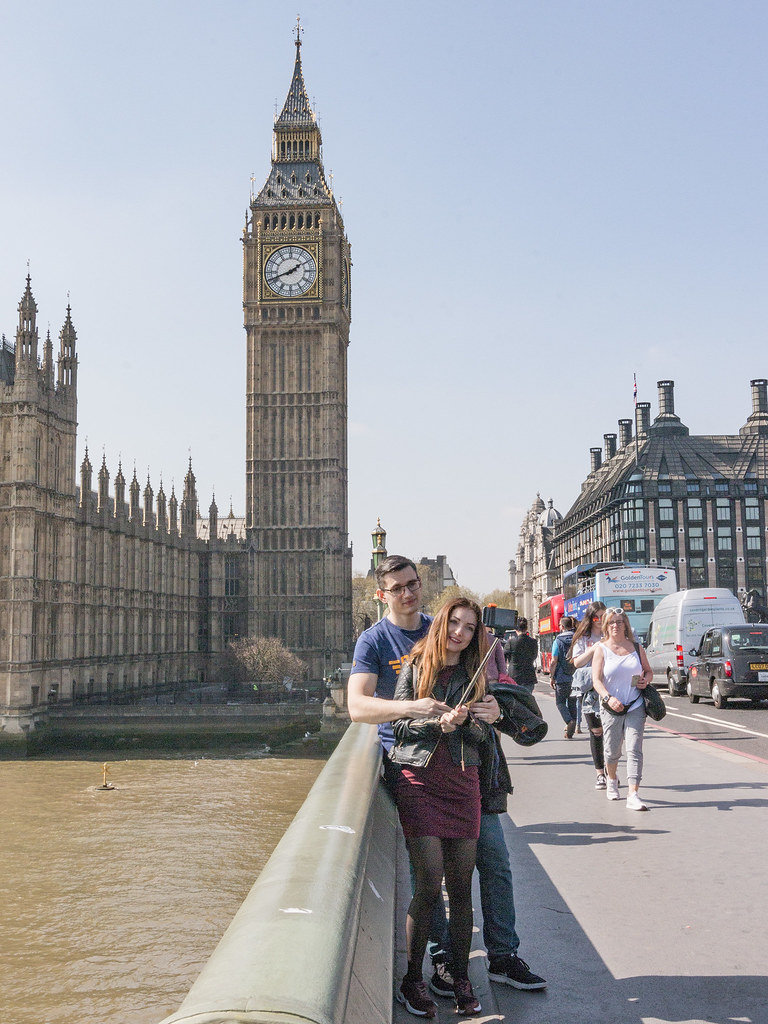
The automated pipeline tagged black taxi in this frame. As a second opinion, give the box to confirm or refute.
[688,624,768,708]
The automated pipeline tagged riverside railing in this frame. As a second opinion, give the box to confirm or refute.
[158,722,397,1024]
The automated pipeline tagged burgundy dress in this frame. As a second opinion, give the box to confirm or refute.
[395,668,481,840]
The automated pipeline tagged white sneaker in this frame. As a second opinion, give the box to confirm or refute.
[606,778,620,800]
[626,792,648,811]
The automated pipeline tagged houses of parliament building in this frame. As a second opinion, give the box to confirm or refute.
[0,32,352,739]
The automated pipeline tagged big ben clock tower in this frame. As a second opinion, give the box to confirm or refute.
[243,24,352,679]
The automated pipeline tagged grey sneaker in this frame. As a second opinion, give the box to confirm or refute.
[595,773,607,789]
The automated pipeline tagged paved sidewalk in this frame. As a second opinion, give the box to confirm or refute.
[393,679,768,1024]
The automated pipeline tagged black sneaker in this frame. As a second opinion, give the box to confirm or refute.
[488,954,547,990]
[428,962,454,997]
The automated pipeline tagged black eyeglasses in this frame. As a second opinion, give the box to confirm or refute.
[381,578,422,598]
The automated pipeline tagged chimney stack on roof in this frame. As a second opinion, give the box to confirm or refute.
[618,419,633,448]
[635,402,651,440]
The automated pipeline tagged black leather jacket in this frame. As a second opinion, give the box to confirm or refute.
[389,661,489,769]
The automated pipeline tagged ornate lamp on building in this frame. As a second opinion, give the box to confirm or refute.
[371,518,387,621]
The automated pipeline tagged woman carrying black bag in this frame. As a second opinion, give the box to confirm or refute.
[591,607,654,811]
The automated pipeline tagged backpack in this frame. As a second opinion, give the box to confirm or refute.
[554,631,575,681]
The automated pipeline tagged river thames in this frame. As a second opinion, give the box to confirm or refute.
[0,747,326,1024]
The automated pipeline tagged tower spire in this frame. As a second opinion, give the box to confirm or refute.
[275,17,313,128]
[15,274,39,373]
[254,28,332,205]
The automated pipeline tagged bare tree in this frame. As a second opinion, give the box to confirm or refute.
[425,584,482,615]
[352,573,378,638]
[219,636,308,696]
[480,588,515,609]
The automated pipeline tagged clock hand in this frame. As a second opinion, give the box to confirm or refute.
[277,262,302,278]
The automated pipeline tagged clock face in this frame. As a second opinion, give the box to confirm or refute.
[264,245,317,297]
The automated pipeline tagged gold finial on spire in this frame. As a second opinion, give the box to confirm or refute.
[294,13,303,48]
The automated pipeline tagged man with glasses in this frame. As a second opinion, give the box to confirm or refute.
[348,555,450,765]
[348,554,546,1001]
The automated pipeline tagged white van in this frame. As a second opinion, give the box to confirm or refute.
[645,589,746,696]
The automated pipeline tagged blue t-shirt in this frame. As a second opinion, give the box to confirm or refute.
[351,613,431,751]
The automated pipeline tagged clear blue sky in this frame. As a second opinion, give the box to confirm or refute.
[1,1,766,593]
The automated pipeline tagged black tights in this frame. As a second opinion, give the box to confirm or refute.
[405,836,477,982]
[584,711,604,770]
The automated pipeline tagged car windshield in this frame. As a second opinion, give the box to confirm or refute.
[728,630,768,653]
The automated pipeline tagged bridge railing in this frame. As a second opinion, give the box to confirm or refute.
[158,721,397,1024]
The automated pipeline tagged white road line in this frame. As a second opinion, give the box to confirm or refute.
[660,708,768,740]
[692,713,749,730]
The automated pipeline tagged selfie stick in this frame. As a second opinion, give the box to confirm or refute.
[456,636,500,707]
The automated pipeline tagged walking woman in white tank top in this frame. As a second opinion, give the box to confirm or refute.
[591,608,654,811]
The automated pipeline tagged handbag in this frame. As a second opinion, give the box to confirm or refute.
[642,682,667,721]
[599,695,631,717]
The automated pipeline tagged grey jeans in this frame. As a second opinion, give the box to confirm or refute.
[600,701,646,786]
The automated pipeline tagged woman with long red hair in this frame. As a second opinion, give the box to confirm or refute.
[389,596,491,1018]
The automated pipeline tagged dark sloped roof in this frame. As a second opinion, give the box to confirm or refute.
[276,43,315,128]
[563,429,768,527]
[255,161,333,207]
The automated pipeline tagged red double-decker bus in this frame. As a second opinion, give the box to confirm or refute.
[538,594,564,674]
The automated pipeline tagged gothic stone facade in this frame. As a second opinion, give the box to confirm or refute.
[243,33,352,679]
[510,495,562,624]
[0,36,351,734]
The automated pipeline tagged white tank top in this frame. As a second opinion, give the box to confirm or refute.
[599,643,643,709]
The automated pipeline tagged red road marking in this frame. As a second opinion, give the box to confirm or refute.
[648,720,768,765]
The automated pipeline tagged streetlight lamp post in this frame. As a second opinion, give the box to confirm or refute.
[371,518,387,621]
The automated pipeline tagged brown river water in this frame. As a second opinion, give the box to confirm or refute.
[0,747,326,1024]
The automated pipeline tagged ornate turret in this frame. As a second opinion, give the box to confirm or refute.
[97,454,110,513]
[143,475,154,528]
[208,493,219,540]
[156,481,167,533]
[180,457,198,536]
[168,485,179,534]
[42,330,54,389]
[129,468,141,522]
[57,304,78,390]
[79,447,93,508]
[114,461,126,517]
[15,275,39,377]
